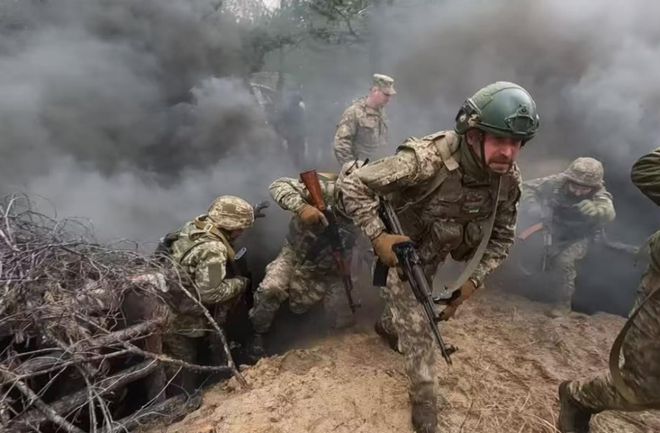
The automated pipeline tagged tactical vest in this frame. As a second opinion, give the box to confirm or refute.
[156,220,240,314]
[394,132,512,261]
[548,190,600,242]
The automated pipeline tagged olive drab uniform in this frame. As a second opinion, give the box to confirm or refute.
[249,169,358,333]
[340,130,522,409]
[562,148,660,418]
[522,158,615,313]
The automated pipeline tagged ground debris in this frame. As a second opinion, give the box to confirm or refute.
[0,194,215,432]
[150,290,660,433]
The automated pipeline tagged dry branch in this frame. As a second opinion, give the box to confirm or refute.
[0,194,245,432]
[9,361,159,431]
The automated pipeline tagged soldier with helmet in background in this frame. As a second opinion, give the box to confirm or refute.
[522,158,616,317]
[340,82,540,433]
[557,148,660,432]
[248,162,361,359]
[158,195,255,394]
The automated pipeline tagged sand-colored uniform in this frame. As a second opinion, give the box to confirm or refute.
[522,174,615,308]
[333,97,389,164]
[339,130,521,403]
[249,176,357,332]
[163,220,247,389]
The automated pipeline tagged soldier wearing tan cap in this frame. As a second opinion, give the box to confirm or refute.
[333,74,395,164]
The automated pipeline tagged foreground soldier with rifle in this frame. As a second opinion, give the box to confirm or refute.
[248,162,361,359]
[340,82,539,433]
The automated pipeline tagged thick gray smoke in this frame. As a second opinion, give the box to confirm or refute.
[2,0,659,314]
[0,0,294,250]
[274,0,660,314]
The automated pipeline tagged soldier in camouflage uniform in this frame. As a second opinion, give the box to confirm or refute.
[340,82,540,433]
[522,158,616,316]
[248,162,360,356]
[162,195,254,393]
[557,148,660,432]
[333,74,395,165]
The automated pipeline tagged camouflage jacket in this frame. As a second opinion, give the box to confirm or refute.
[168,220,246,336]
[269,176,357,272]
[522,174,615,242]
[632,147,660,272]
[333,97,389,165]
[339,130,521,285]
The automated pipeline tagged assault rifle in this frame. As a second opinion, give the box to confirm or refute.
[299,170,360,313]
[373,199,457,365]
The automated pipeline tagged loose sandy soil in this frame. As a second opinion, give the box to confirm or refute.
[148,290,660,433]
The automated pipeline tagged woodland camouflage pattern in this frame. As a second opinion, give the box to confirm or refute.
[249,174,358,333]
[333,97,389,164]
[565,148,660,412]
[339,129,521,405]
[522,160,615,311]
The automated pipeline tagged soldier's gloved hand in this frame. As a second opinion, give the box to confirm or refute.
[439,279,478,321]
[576,199,599,217]
[298,205,328,227]
[372,233,411,267]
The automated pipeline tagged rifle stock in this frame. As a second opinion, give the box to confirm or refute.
[300,170,327,211]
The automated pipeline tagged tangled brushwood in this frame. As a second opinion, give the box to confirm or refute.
[0,194,245,433]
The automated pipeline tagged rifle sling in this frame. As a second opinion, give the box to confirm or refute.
[448,176,502,292]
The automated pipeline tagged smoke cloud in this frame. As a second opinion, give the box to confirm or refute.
[0,0,294,252]
[2,0,659,314]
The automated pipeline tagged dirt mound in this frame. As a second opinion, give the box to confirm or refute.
[147,290,660,433]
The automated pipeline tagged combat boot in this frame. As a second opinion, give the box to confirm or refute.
[558,381,593,433]
[411,398,438,433]
[374,319,400,353]
[245,333,266,363]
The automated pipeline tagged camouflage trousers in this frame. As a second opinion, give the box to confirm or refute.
[551,238,589,309]
[380,253,443,405]
[249,242,353,333]
[162,333,200,394]
[567,268,660,411]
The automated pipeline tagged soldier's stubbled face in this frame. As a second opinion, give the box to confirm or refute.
[468,131,522,174]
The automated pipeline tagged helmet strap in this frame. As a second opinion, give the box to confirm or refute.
[465,129,488,172]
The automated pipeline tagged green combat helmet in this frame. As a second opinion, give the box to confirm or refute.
[455,81,540,143]
[207,195,255,231]
[563,157,604,187]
